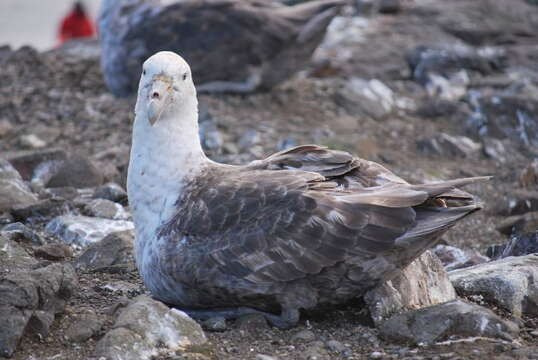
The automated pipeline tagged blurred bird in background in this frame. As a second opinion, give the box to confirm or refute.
[99,0,345,97]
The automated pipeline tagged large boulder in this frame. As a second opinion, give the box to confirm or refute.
[94,295,207,360]
[364,251,456,326]
[449,254,538,317]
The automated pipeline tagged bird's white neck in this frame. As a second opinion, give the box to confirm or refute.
[127,97,206,265]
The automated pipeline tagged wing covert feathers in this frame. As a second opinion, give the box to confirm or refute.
[163,145,488,284]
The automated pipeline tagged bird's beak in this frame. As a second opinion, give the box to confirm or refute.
[147,76,173,126]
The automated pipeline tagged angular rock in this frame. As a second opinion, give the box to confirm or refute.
[34,243,73,261]
[0,159,38,212]
[93,183,128,204]
[26,310,55,339]
[487,232,538,259]
[496,212,538,236]
[65,310,103,343]
[0,306,32,358]
[45,215,134,247]
[94,295,207,360]
[417,133,481,158]
[76,230,134,271]
[364,251,456,326]
[84,198,129,220]
[449,254,538,317]
[1,222,43,246]
[379,300,519,345]
[0,263,77,357]
[432,244,489,271]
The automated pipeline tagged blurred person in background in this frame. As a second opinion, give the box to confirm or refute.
[58,1,96,45]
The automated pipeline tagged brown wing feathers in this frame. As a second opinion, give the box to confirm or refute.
[164,145,487,285]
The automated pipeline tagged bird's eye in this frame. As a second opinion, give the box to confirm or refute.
[182,73,188,80]
[143,70,146,75]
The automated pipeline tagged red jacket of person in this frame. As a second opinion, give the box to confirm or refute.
[58,4,96,44]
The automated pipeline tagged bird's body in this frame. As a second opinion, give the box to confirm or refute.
[128,52,487,327]
[99,0,344,97]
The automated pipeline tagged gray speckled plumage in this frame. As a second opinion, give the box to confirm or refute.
[99,0,344,97]
[128,52,488,328]
[145,147,485,316]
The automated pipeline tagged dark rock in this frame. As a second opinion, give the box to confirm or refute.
[1,222,43,245]
[11,198,71,222]
[3,149,67,181]
[34,243,73,261]
[432,245,489,271]
[487,232,538,259]
[449,254,538,317]
[93,183,128,204]
[0,306,32,358]
[379,300,519,344]
[26,310,55,339]
[417,133,481,158]
[0,263,77,357]
[65,310,103,342]
[45,215,134,247]
[292,329,316,343]
[496,212,538,236]
[45,154,104,188]
[76,230,134,271]
[0,159,38,212]
[201,316,227,332]
[235,313,269,332]
[466,95,538,147]
[94,295,207,360]
[364,251,456,326]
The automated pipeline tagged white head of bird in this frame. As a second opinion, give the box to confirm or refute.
[131,51,204,168]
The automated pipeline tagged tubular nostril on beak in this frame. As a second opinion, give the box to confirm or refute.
[152,91,160,99]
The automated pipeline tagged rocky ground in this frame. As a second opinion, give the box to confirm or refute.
[1,0,538,359]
